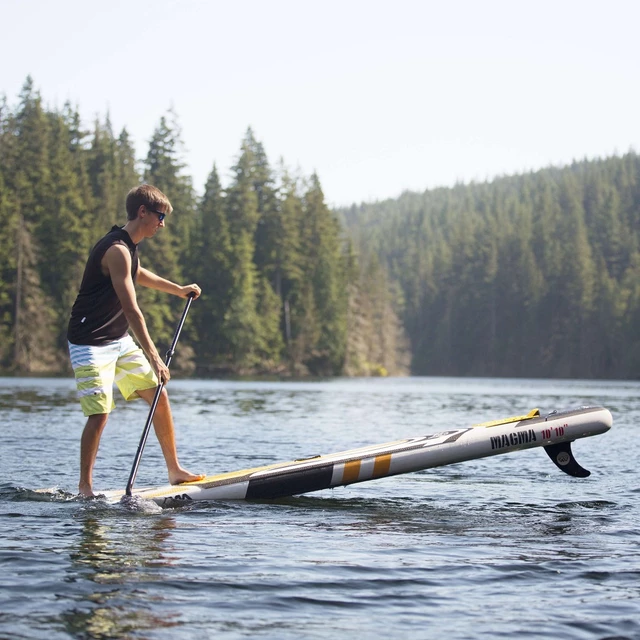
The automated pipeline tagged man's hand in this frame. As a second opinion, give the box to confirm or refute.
[179,283,202,299]
[152,355,171,384]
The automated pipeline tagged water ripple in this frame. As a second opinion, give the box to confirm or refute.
[0,378,639,639]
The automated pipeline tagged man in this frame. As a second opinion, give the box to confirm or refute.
[67,184,204,497]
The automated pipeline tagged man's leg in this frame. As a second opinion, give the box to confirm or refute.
[79,413,109,497]
[70,340,117,498]
[135,386,204,485]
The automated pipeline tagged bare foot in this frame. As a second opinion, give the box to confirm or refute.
[78,482,95,498]
[169,468,206,485]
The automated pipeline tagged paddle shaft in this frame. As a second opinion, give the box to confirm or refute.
[125,293,195,496]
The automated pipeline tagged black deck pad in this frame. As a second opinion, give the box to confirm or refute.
[246,464,334,499]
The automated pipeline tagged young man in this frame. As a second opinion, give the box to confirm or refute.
[67,184,204,497]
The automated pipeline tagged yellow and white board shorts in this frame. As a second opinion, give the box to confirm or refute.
[68,335,158,416]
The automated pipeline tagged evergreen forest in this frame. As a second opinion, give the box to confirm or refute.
[2,78,639,380]
[0,78,407,377]
[340,153,640,379]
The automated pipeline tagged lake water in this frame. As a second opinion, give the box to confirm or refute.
[0,376,638,639]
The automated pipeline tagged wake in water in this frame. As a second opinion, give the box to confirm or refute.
[0,484,162,513]
[1,485,78,502]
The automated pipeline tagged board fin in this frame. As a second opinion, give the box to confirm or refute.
[543,442,590,478]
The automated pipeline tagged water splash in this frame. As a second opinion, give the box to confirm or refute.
[119,493,163,514]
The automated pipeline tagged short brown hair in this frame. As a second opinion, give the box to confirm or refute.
[125,184,173,220]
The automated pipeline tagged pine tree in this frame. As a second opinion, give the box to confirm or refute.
[145,109,196,273]
[226,129,261,238]
[2,78,59,370]
[192,165,235,366]
[115,128,141,209]
[221,131,264,366]
[86,115,120,232]
[0,172,17,365]
[12,212,58,371]
[302,174,348,374]
[223,230,262,368]
[37,110,92,347]
[255,274,284,363]
[274,167,306,366]
[344,250,409,376]
[141,111,195,349]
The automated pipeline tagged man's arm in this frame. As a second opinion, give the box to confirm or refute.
[103,245,171,383]
[137,266,201,299]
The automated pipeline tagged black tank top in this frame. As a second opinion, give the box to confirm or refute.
[67,226,139,345]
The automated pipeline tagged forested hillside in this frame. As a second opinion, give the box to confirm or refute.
[0,78,408,377]
[341,154,640,378]
[4,77,637,380]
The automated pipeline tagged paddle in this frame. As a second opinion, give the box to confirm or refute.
[125,292,196,496]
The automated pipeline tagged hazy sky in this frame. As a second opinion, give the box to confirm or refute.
[1,0,638,207]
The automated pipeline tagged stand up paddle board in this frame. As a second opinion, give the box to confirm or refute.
[100,406,612,507]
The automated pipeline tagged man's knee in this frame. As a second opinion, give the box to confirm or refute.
[157,387,170,406]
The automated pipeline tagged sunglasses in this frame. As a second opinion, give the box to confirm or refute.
[146,207,167,222]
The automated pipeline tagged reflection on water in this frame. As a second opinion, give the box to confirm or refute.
[71,511,178,580]
[62,509,180,638]
[61,605,179,640]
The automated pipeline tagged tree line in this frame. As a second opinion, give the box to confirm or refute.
[340,152,640,379]
[0,78,408,377]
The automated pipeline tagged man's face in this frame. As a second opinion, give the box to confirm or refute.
[142,204,167,236]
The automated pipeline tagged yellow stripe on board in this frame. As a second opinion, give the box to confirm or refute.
[342,460,362,484]
[373,454,392,478]
[473,408,540,428]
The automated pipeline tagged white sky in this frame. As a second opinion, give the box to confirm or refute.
[1,0,638,207]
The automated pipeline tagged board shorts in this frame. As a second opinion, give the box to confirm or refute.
[68,334,159,416]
